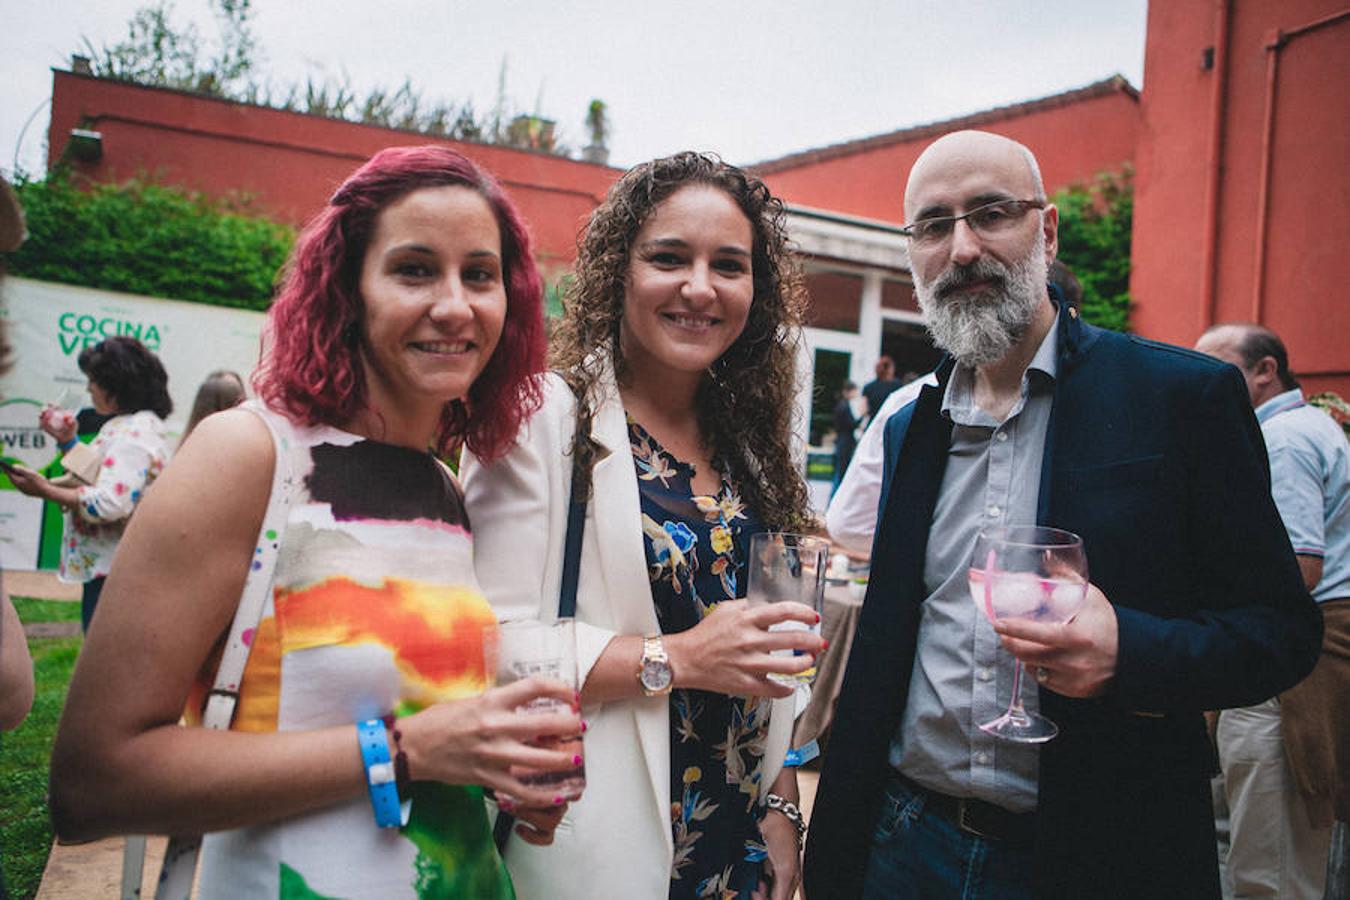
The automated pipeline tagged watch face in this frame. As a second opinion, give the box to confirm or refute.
[640,658,673,692]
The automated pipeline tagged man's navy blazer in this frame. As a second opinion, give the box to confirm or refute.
[803,306,1323,899]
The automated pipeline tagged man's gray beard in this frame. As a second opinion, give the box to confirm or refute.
[915,236,1048,368]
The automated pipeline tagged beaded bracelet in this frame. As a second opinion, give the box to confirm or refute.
[382,714,411,793]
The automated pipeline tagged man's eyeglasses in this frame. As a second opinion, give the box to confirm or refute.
[900,199,1046,246]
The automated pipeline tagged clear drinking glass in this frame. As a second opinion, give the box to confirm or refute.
[484,619,586,800]
[39,386,77,439]
[745,532,828,685]
[967,525,1088,743]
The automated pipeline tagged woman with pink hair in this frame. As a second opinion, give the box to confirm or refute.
[50,146,581,898]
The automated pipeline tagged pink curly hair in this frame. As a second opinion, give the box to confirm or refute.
[253,145,546,461]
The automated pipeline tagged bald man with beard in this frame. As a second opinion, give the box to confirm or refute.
[802,131,1322,899]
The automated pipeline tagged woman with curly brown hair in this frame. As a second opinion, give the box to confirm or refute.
[463,152,824,900]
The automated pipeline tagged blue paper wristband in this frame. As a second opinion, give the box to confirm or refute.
[783,739,819,767]
[58,437,78,451]
[357,718,402,828]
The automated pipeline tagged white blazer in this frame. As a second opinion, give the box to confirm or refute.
[461,369,797,900]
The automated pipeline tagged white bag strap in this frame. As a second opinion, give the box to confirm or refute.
[200,406,296,730]
[136,404,296,900]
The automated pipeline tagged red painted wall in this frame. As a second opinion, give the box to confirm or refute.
[755,84,1140,224]
[1131,2,1349,395]
[47,72,622,275]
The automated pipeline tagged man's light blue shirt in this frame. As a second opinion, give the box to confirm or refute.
[1256,388,1349,602]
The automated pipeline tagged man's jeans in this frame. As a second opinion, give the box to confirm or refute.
[862,773,1034,899]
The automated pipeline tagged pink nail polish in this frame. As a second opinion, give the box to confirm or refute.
[553,795,564,805]
[581,719,589,733]
[572,754,583,766]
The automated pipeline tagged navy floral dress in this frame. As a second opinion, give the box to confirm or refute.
[628,419,773,899]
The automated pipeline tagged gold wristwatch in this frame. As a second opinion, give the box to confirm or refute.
[637,634,674,696]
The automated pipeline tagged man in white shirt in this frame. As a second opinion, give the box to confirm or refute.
[826,375,933,553]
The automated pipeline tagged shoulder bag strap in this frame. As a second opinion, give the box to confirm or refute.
[556,446,587,619]
[146,407,296,900]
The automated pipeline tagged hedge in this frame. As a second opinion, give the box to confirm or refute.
[9,173,294,310]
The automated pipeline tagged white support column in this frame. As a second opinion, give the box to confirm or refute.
[857,270,884,385]
[792,333,814,469]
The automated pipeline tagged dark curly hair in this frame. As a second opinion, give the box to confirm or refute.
[551,152,810,531]
[77,336,173,418]
[253,145,547,461]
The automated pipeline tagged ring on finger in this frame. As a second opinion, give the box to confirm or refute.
[1035,666,1050,684]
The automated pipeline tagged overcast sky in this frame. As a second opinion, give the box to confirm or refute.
[3,0,1148,178]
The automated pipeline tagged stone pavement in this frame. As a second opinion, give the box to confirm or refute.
[4,571,79,602]
[6,571,82,638]
[36,837,168,900]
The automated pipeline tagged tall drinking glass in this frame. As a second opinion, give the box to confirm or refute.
[484,619,586,800]
[745,532,828,685]
[967,526,1088,743]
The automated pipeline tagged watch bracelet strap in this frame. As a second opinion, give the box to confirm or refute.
[638,633,673,697]
[151,402,296,900]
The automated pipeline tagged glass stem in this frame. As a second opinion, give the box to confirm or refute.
[1007,661,1030,723]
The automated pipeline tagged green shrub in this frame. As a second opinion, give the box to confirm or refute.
[1053,166,1133,332]
[9,173,293,310]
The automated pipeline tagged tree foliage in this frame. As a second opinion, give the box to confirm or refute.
[8,173,293,310]
[81,0,256,98]
[79,3,597,158]
[1052,166,1133,332]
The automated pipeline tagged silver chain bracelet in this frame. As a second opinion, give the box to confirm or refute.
[764,792,807,843]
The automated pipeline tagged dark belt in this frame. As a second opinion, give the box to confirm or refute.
[895,772,1036,845]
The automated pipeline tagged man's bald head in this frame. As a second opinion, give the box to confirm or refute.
[904,131,1046,221]
[1195,322,1299,408]
[900,130,1060,369]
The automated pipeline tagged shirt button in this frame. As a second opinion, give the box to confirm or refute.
[996,431,1009,442]
[978,668,993,682]
[975,752,991,765]
[988,506,1002,518]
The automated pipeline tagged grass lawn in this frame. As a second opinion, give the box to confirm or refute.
[11,598,80,624]
[2,598,81,900]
